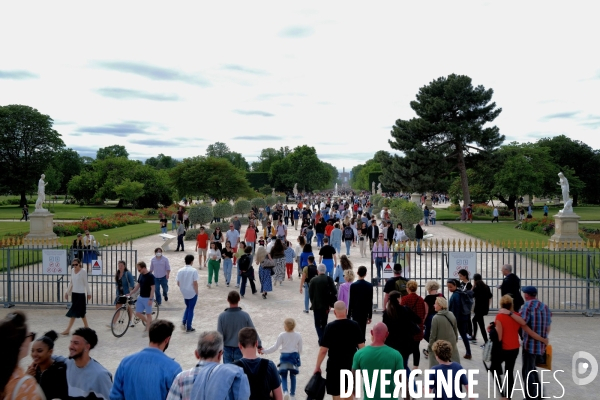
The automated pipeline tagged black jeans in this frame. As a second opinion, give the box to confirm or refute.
[240,275,256,296]
[472,313,488,342]
[523,349,543,399]
[176,234,184,250]
[499,348,519,399]
[351,315,368,342]
[313,308,329,346]
[457,319,472,355]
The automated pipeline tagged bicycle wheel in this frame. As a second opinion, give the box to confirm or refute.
[141,300,160,327]
[111,307,130,337]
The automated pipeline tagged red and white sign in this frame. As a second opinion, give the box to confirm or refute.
[91,259,102,276]
[449,252,477,278]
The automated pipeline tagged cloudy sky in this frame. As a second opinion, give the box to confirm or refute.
[1,1,599,169]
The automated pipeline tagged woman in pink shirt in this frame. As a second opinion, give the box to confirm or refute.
[337,269,355,308]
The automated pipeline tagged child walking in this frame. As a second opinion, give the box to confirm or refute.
[261,318,303,400]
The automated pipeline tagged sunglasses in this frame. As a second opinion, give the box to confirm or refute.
[26,332,36,341]
[72,263,80,267]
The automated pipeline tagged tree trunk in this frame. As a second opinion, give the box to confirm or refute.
[20,191,27,207]
[456,146,471,206]
[497,194,518,220]
[117,199,124,208]
[573,193,578,207]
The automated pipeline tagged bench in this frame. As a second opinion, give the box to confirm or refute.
[423,233,434,241]
[159,234,177,251]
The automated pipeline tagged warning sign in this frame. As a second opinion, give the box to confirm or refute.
[382,263,394,279]
[448,252,477,279]
[42,249,68,274]
[91,259,102,276]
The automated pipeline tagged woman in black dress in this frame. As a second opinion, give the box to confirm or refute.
[26,330,68,400]
[211,227,224,251]
[457,268,474,339]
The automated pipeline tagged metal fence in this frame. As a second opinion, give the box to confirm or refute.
[1,241,137,307]
[369,239,600,316]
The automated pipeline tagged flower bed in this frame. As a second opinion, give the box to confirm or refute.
[516,218,555,236]
[53,212,145,236]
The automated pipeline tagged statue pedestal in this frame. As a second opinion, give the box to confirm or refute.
[24,209,59,247]
[548,212,584,250]
[410,193,421,205]
[425,192,433,208]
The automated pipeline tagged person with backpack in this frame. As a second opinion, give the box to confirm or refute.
[383,263,409,307]
[342,223,354,256]
[299,255,318,314]
[447,279,473,360]
[234,328,283,400]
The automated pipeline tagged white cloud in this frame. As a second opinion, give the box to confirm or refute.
[1,1,599,169]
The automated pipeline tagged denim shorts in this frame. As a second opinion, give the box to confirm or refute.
[136,296,153,314]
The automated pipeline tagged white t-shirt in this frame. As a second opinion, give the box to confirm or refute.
[225,229,240,247]
[261,331,303,355]
[177,265,199,299]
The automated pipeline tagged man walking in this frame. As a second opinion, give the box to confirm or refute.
[318,237,337,277]
[65,328,113,399]
[177,254,199,333]
[415,220,424,255]
[366,219,379,250]
[234,328,283,400]
[150,247,171,304]
[226,223,241,255]
[498,286,551,400]
[276,219,287,241]
[309,264,337,345]
[110,320,182,400]
[130,261,155,335]
[195,226,209,268]
[167,331,250,400]
[347,266,373,342]
[218,291,262,363]
[315,301,365,400]
[352,323,405,400]
[176,220,185,251]
[498,264,525,312]
[492,206,499,223]
[383,263,408,307]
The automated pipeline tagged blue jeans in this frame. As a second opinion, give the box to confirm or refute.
[161,226,167,235]
[304,283,309,311]
[223,258,233,284]
[322,259,334,277]
[223,346,243,364]
[345,240,352,255]
[154,276,168,305]
[416,238,422,255]
[182,295,197,330]
[281,370,297,396]
[236,267,241,285]
[247,241,255,254]
[375,257,385,279]
[316,233,324,247]
[431,218,436,225]
[333,241,341,255]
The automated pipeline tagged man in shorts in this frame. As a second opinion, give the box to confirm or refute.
[195,227,209,269]
[130,261,155,335]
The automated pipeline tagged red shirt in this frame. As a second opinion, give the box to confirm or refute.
[325,225,334,237]
[245,227,257,242]
[401,293,427,341]
[495,312,521,350]
[196,233,209,249]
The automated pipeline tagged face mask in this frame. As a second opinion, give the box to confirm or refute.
[156,252,162,257]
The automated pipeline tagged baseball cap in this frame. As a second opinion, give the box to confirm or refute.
[522,286,537,295]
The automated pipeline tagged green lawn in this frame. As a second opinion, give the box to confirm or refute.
[0,204,156,220]
[0,222,30,239]
[436,206,600,222]
[435,209,513,222]
[444,222,550,244]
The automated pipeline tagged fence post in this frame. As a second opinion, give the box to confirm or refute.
[586,253,593,317]
[4,249,15,308]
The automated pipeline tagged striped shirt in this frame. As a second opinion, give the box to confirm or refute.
[521,299,552,355]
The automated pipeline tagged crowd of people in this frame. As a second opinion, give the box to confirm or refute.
[1,192,554,400]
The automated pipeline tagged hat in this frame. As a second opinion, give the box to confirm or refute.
[522,286,537,296]
[77,233,82,237]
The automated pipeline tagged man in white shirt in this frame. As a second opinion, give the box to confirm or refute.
[226,224,241,251]
[177,254,199,333]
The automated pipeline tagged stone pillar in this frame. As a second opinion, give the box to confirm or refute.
[425,192,433,208]
[410,193,421,206]
[548,212,584,250]
[24,210,59,247]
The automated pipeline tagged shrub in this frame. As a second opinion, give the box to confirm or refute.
[238,216,249,226]
[142,208,157,216]
[185,228,199,240]
[189,204,213,227]
[265,196,276,207]
[251,198,266,209]
[52,213,145,237]
[447,204,462,212]
[213,201,233,219]
[234,199,251,216]
[389,198,423,239]
[210,222,230,232]
[517,218,555,236]
[276,195,286,204]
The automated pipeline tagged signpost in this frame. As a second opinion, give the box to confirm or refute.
[42,249,68,274]
[448,252,477,279]
[91,259,102,276]
[382,262,394,279]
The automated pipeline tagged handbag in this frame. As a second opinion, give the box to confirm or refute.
[482,340,493,363]
[535,344,552,370]
[262,257,275,268]
[305,372,326,400]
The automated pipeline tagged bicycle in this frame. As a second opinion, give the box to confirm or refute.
[111,295,160,337]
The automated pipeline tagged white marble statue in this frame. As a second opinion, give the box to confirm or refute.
[372,181,376,195]
[558,172,573,214]
[293,183,298,197]
[377,182,382,195]
[272,187,275,195]
[35,174,47,210]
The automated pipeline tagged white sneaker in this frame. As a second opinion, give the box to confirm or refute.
[283,392,290,400]
[129,322,135,327]
[215,282,219,287]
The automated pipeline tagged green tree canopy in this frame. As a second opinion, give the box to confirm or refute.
[114,179,145,209]
[0,105,65,206]
[270,145,332,192]
[189,203,213,227]
[206,142,249,171]
[251,147,291,172]
[145,153,180,170]
[169,157,254,201]
[213,200,234,219]
[383,74,503,201]
[96,145,129,160]
[234,199,251,216]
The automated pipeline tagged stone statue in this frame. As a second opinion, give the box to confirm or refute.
[272,187,275,195]
[377,182,382,195]
[372,181,376,195]
[35,174,47,210]
[293,183,298,196]
[558,172,573,214]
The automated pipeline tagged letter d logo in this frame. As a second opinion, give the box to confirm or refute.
[572,351,598,386]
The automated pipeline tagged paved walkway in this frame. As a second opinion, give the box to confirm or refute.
[1,217,599,398]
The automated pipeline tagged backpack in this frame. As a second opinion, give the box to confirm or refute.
[306,265,318,284]
[344,227,353,240]
[233,358,272,400]
[394,277,409,297]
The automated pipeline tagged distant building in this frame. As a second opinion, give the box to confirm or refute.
[338,167,350,184]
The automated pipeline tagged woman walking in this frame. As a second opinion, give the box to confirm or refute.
[382,290,422,371]
[62,258,91,335]
[427,297,460,368]
[255,246,273,299]
[472,273,492,345]
[82,230,98,270]
[401,280,427,369]
[270,239,286,286]
[221,241,234,287]
[422,280,445,359]
[111,260,135,328]
[206,242,221,288]
[457,269,475,340]
[358,222,368,257]
[26,330,68,400]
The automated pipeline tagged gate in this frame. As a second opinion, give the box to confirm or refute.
[1,241,138,307]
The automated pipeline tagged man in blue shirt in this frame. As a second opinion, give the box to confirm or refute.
[110,320,182,400]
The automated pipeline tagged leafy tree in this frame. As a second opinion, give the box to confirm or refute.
[389,198,422,239]
[258,184,272,196]
[114,179,145,209]
[234,199,251,217]
[145,153,180,170]
[252,147,291,172]
[67,172,97,203]
[352,159,382,190]
[251,198,266,209]
[213,200,234,219]
[0,105,65,206]
[448,169,489,204]
[170,157,254,201]
[206,142,231,158]
[131,166,173,208]
[52,148,84,193]
[96,145,129,160]
[384,74,503,202]
[189,203,213,227]
[322,162,339,188]
[270,145,331,191]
